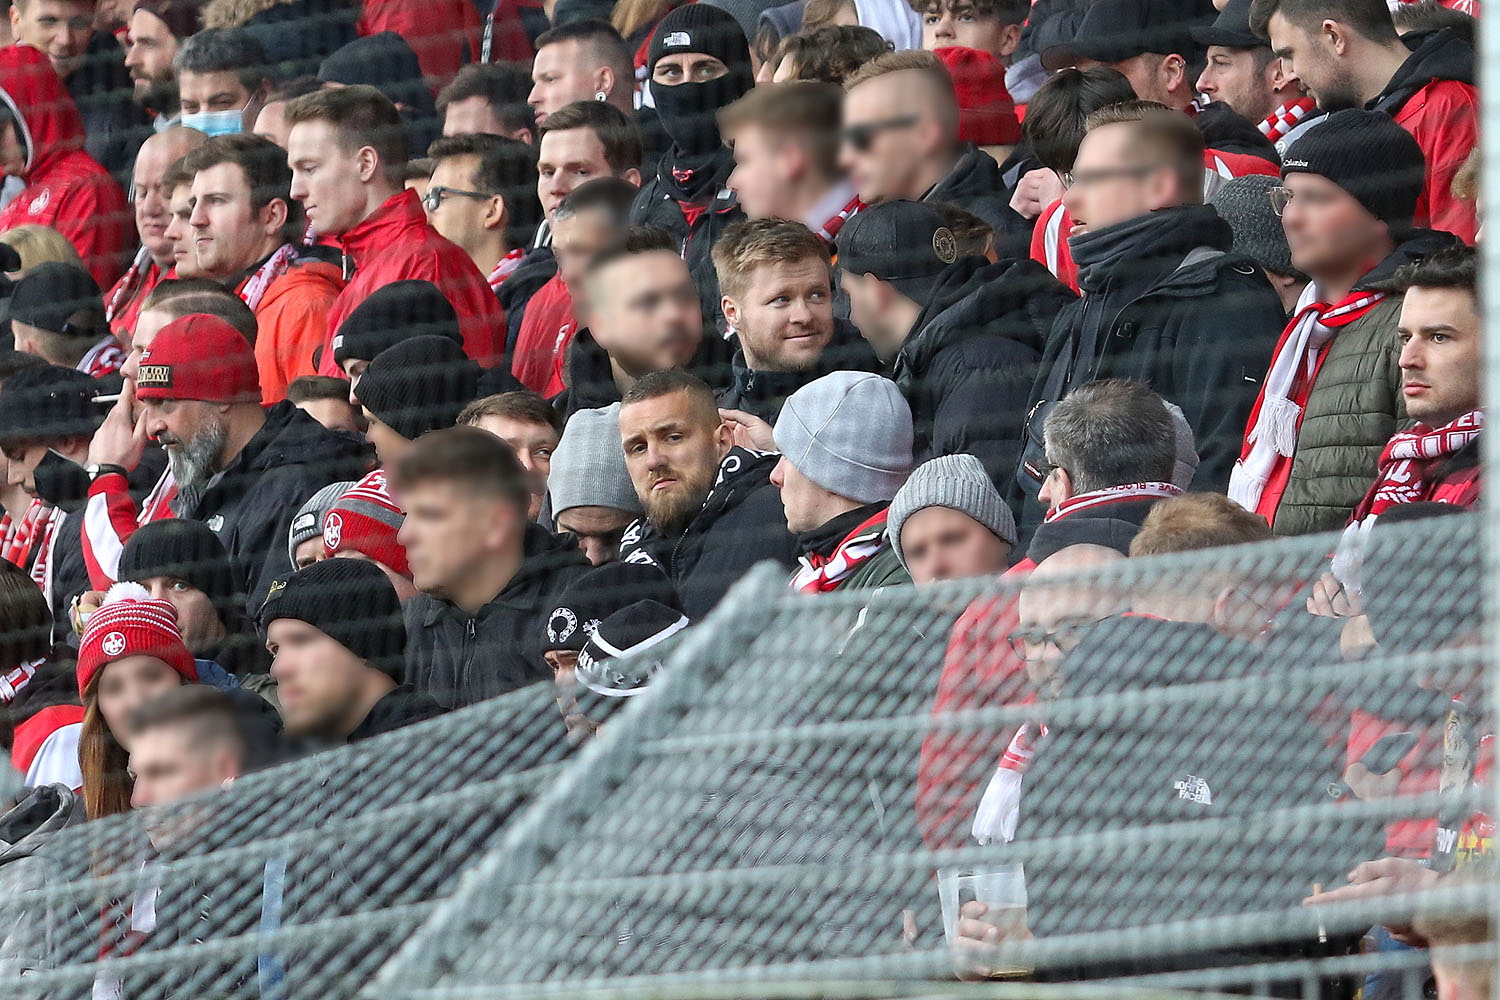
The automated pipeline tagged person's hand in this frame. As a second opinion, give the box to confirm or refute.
[1307,572,1361,619]
[718,408,776,453]
[1304,857,1438,944]
[952,900,1032,980]
[1009,168,1065,221]
[70,590,105,635]
[86,381,148,472]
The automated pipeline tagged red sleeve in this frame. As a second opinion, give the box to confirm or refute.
[81,472,141,590]
[53,174,130,289]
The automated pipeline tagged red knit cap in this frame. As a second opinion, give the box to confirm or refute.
[77,583,198,696]
[134,314,260,404]
[934,47,1022,147]
[322,469,410,577]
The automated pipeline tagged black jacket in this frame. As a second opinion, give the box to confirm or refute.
[554,325,735,419]
[67,31,151,185]
[894,257,1074,487]
[403,524,591,709]
[715,319,881,424]
[925,144,1032,260]
[1024,493,1162,565]
[172,401,371,606]
[1017,205,1283,521]
[348,684,446,743]
[619,447,798,621]
[1370,27,1474,112]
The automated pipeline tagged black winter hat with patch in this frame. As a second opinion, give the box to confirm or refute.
[259,557,407,680]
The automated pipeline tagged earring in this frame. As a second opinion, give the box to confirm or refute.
[594,90,608,102]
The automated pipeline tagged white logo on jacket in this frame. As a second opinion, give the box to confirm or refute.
[1173,774,1213,805]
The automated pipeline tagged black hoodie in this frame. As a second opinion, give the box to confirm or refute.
[347,684,447,743]
[554,326,735,420]
[403,523,592,709]
[893,256,1074,487]
[715,318,881,424]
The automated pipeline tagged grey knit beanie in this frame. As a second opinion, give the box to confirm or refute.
[1210,174,1305,280]
[549,403,644,518]
[772,371,913,504]
[886,454,1017,570]
[287,480,356,565]
[1163,402,1200,489]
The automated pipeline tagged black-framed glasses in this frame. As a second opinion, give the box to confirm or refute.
[839,116,918,153]
[1060,164,1158,190]
[1005,619,1107,659]
[422,185,497,212]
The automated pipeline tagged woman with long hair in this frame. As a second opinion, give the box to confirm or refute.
[76,584,198,820]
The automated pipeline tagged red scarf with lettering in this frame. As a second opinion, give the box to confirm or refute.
[1351,410,1483,520]
[1044,482,1182,522]
[789,508,890,593]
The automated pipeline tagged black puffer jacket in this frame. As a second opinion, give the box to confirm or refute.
[619,447,798,620]
[925,144,1032,260]
[894,256,1074,487]
[715,319,880,424]
[172,400,371,605]
[403,524,591,709]
[1017,205,1283,523]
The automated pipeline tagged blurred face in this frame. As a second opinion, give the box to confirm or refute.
[620,390,731,536]
[651,53,728,87]
[1061,122,1162,235]
[769,455,845,534]
[252,100,292,149]
[131,137,188,262]
[1279,172,1390,279]
[722,257,834,373]
[555,505,634,565]
[361,410,410,468]
[1266,12,1360,110]
[288,120,373,237]
[293,535,325,569]
[920,2,1018,59]
[425,155,498,259]
[397,480,524,597]
[267,618,370,740]
[189,161,282,277]
[537,127,621,218]
[530,40,606,122]
[94,655,183,750]
[1397,286,1481,427]
[164,182,203,277]
[11,0,93,77]
[898,506,1010,585]
[471,414,557,520]
[1013,579,1103,700]
[442,95,529,141]
[178,69,263,131]
[295,395,362,434]
[124,9,177,108]
[137,576,225,652]
[726,125,797,221]
[587,251,703,377]
[0,120,26,179]
[840,270,905,362]
[129,725,238,810]
[1196,46,1277,124]
[840,75,926,204]
[551,208,613,290]
[122,306,172,382]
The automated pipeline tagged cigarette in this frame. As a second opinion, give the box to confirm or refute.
[92,394,122,405]
[1313,883,1327,943]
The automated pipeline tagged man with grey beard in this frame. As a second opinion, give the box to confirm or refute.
[134,313,369,604]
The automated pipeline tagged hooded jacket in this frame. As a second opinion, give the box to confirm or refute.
[1196,101,1281,199]
[357,0,483,85]
[0,783,90,977]
[240,250,345,403]
[1020,205,1283,522]
[496,246,559,368]
[347,684,446,742]
[619,447,799,621]
[204,0,360,78]
[403,524,592,709]
[895,256,1074,487]
[630,157,747,332]
[173,400,370,604]
[0,46,130,288]
[1368,28,1478,243]
[318,190,508,376]
[925,143,1031,260]
[512,270,574,396]
[715,318,881,424]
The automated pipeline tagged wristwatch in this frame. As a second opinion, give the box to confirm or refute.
[85,463,128,481]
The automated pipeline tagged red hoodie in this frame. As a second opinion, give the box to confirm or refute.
[318,189,507,376]
[358,0,484,86]
[0,45,129,288]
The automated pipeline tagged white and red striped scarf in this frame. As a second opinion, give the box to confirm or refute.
[1259,97,1318,145]
[814,193,865,247]
[789,507,889,594]
[79,336,125,378]
[1044,482,1182,523]
[105,247,156,324]
[488,247,526,292]
[1353,410,1484,519]
[971,722,1048,845]
[1,498,65,587]
[238,243,298,311]
[0,656,42,702]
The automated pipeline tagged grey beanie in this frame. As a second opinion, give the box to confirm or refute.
[1163,402,1200,489]
[549,403,644,518]
[286,480,356,565]
[886,454,1017,570]
[1210,174,1306,281]
[772,371,913,504]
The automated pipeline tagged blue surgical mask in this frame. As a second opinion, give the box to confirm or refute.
[182,103,247,138]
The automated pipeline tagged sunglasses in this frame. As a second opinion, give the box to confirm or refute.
[839,116,918,152]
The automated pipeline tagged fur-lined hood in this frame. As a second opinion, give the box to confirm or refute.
[202,0,348,28]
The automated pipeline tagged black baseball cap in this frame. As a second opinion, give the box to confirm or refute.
[836,201,964,301]
[1191,0,1262,48]
[9,262,106,340]
[0,363,110,448]
[1042,0,1215,71]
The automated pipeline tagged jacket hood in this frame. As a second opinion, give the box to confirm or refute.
[338,189,427,259]
[0,782,83,862]
[1195,102,1279,166]
[563,327,620,411]
[1375,28,1475,110]
[243,400,371,474]
[497,247,556,314]
[900,257,1063,376]
[1359,228,1461,289]
[0,45,85,178]
[1071,204,1234,290]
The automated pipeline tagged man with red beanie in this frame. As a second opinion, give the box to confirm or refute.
[133,313,369,602]
[322,469,415,602]
[283,85,507,378]
[0,45,130,288]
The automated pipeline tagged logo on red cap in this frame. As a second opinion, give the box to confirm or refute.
[324,512,344,549]
[136,364,173,389]
[101,631,126,657]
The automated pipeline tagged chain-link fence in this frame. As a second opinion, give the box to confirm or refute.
[5,512,1495,999]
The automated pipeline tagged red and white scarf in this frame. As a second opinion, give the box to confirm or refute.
[1,497,64,588]
[238,243,299,311]
[488,247,526,292]
[1044,482,1182,522]
[789,508,889,594]
[813,193,865,247]
[1259,97,1318,145]
[0,656,43,702]
[105,247,157,324]
[80,336,125,378]
[971,722,1048,845]
[1352,410,1483,519]
[1229,283,1387,518]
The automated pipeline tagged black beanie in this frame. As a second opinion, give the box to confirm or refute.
[354,336,482,441]
[0,363,108,448]
[332,280,463,369]
[575,599,690,697]
[259,557,407,680]
[118,518,238,622]
[648,3,751,73]
[9,262,106,340]
[1281,109,1426,231]
[543,561,683,653]
[646,4,754,156]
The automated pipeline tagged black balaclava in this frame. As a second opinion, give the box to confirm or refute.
[647,4,754,201]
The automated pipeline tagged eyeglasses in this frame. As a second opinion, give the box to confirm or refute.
[1005,619,1106,659]
[1267,186,1294,217]
[422,185,497,212]
[1060,164,1158,190]
[839,116,918,153]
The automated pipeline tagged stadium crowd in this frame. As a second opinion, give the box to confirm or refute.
[0,0,1487,991]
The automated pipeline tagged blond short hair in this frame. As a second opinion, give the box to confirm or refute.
[0,224,81,273]
[711,218,830,301]
[1129,493,1273,557]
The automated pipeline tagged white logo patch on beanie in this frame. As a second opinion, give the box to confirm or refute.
[101,632,127,657]
[323,512,343,549]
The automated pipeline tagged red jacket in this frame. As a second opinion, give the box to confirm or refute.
[239,254,345,403]
[511,272,576,396]
[358,0,483,86]
[319,190,507,376]
[0,45,130,288]
[104,253,164,344]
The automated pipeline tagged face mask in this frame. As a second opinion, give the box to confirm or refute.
[33,449,89,512]
[650,71,753,157]
[181,103,247,138]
